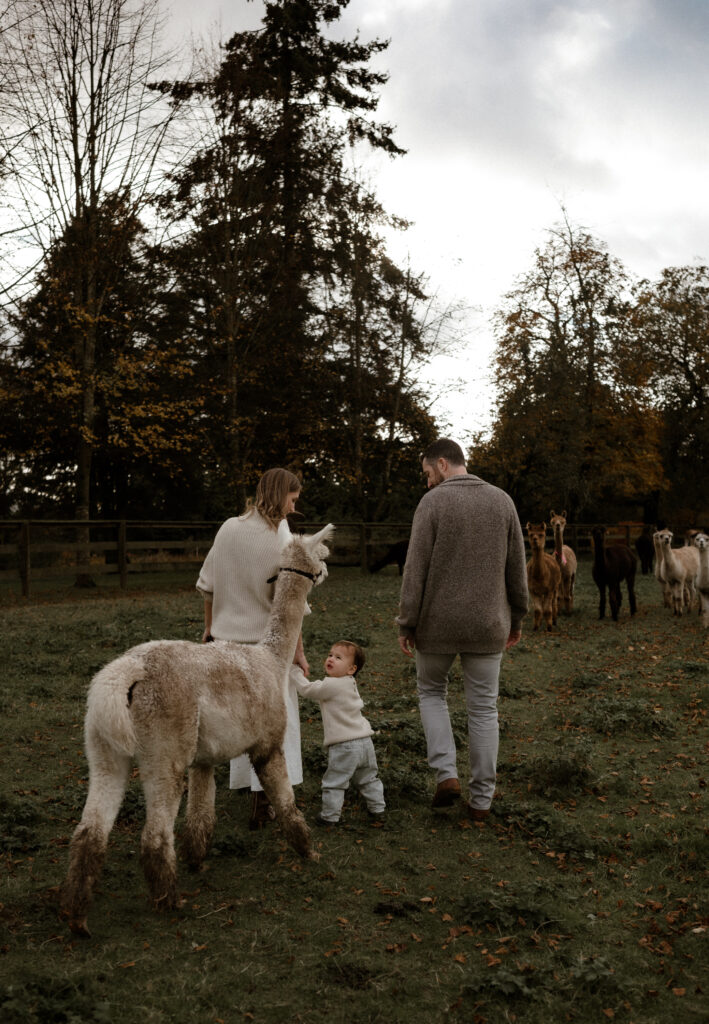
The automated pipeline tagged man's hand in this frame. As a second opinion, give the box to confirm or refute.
[398,633,415,658]
[505,629,522,650]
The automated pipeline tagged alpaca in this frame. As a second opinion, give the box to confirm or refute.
[369,539,409,575]
[549,510,577,613]
[693,533,709,627]
[652,530,672,609]
[525,522,561,630]
[61,523,333,937]
[591,526,637,622]
[634,525,655,575]
[656,529,699,615]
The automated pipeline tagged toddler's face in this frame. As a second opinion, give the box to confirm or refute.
[324,645,356,678]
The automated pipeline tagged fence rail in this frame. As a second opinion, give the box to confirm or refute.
[0,518,648,599]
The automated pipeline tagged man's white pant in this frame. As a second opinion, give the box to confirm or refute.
[416,651,503,810]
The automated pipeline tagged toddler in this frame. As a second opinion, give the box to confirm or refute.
[295,641,385,825]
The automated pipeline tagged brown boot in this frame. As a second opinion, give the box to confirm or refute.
[431,778,461,808]
[249,791,276,830]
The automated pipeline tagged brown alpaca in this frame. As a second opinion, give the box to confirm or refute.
[60,523,333,937]
[549,510,577,613]
[526,522,561,631]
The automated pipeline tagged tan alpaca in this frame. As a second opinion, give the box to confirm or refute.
[693,533,709,627]
[61,523,333,937]
[652,531,672,608]
[549,510,577,613]
[656,529,699,615]
[526,522,561,631]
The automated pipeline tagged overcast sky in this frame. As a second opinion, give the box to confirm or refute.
[168,0,709,437]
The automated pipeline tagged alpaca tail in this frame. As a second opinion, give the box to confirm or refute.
[84,648,146,757]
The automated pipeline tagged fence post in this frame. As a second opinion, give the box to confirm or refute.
[118,520,127,589]
[359,523,369,573]
[19,520,30,599]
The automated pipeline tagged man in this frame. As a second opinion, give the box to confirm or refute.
[397,438,528,820]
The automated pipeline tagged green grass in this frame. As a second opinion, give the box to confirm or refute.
[1,561,708,1023]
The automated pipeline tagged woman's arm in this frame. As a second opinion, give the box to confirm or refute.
[293,632,309,675]
[202,599,213,643]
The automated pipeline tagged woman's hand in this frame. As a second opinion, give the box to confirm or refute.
[294,633,309,676]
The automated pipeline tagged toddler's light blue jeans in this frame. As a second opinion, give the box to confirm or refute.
[320,736,385,822]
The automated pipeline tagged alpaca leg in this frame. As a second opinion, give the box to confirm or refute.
[542,594,553,631]
[61,741,131,936]
[700,593,709,628]
[181,764,216,870]
[598,586,606,620]
[252,749,314,860]
[628,577,637,616]
[609,585,620,621]
[139,765,185,910]
[532,596,542,630]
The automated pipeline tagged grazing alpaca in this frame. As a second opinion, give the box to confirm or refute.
[656,529,699,615]
[61,523,333,937]
[369,539,409,575]
[634,525,655,575]
[549,510,577,613]
[693,533,709,627]
[591,526,637,622]
[525,522,561,630]
[652,530,672,608]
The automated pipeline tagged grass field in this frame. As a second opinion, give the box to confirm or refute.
[1,560,707,1023]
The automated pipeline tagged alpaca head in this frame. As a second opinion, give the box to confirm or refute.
[526,522,547,550]
[657,529,673,549]
[591,526,606,549]
[277,523,335,587]
[694,533,709,552]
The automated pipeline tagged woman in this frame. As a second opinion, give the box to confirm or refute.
[196,468,308,828]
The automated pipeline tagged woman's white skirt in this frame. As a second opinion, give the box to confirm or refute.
[229,663,303,790]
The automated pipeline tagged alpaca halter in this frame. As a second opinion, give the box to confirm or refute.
[266,566,324,585]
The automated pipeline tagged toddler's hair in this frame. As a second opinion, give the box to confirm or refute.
[334,640,365,674]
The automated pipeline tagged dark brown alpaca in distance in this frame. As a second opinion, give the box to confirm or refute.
[526,522,561,631]
[591,526,637,621]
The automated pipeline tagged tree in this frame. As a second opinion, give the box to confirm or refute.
[631,265,709,523]
[2,196,203,518]
[155,0,406,512]
[0,0,178,565]
[477,217,665,520]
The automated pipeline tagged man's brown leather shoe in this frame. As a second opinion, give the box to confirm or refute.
[431,778,462,807]
[466,803,490,822]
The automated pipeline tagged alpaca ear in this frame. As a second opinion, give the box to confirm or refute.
[550,510,555,518]
[277,518,292,551]
[305,524,334,555]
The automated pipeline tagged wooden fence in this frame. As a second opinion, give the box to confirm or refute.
[0,518,646,599]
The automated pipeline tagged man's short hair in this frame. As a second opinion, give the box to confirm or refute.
[422,438,466,467]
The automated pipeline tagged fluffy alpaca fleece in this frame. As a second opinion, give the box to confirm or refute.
[549,510,577,614]
[61,523,333,937]
[526,522,561,631]
[656,529,699,615]
[693,533,709,627]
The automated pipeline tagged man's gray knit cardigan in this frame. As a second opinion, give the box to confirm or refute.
[397,474,529,655]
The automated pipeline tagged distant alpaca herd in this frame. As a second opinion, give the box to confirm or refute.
[523,513,708,629]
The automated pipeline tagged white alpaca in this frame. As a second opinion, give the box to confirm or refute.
[693,533,709,627]
[652,531,672,608]
[61,523,333,936]
[656,529,699,616]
